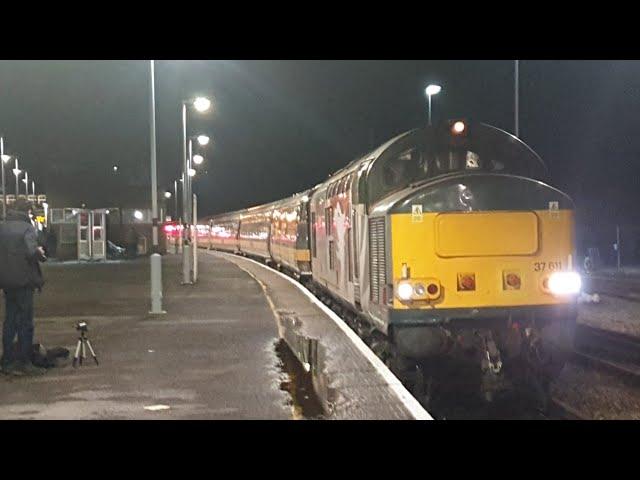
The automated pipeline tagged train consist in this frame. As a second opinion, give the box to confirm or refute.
[195,120,581,406]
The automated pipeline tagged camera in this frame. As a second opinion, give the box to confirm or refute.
[76,322,88,333]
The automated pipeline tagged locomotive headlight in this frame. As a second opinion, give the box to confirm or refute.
[413,283,426,296]
[548,272,582,295]
[397,282,414,301]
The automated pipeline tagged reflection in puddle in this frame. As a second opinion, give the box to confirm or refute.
[275,340,325,420]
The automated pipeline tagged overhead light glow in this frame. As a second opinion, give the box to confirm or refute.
[134,210,144,220]
[164,191,172,199]
[193,97,211,113]
[13,168,21,176]
[196,135,210,146]
[1,154,11,163]
[188,168,196,177]
[193,154,204,165]
[425,84,442,96]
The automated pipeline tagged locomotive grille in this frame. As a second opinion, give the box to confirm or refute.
[369,217,386,303]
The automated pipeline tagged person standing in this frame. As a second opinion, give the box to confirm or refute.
[0,199,47,376]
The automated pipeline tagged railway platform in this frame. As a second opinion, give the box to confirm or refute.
[0,253,429,420]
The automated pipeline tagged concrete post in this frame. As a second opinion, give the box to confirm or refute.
[182,244,192,285]
[150,253,165,314]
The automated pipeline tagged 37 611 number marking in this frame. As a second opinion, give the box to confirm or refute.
[534,261,562,272]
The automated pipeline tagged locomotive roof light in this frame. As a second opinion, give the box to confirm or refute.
[452,121,466,134]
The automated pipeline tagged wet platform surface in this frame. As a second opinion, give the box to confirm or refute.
[0,253,429,419]
[210,251,429,420]
[0,255,291,419]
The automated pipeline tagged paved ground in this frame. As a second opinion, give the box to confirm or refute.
[0,255,293,419]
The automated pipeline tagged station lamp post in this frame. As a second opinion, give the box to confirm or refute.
[148,59,165,314]
[22,172,29,195]
[1,136,12,220]
[425,84,442,126]
[180,95,211,285]
[12,158,21,196]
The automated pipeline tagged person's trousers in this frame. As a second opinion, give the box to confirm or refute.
[1,287,35,367]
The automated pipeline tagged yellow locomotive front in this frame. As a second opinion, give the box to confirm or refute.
[365,121,579,402]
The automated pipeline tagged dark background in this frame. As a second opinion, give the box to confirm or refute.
[0,60,638,233]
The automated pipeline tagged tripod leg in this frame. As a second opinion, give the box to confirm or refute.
[80,339,86,366]
[85,340,99,366]
[73,339,82,368]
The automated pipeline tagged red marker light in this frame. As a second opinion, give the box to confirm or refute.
[505,273,521,289]
[458,273,476,291]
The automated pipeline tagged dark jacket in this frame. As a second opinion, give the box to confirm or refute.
[0,212,45,290]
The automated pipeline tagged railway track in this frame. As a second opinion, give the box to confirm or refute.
[572,324,640,387]
[584,275,640,302]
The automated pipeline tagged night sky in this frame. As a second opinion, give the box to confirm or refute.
[1,60,639,228]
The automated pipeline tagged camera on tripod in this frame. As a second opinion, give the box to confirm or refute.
[73,321,98,367]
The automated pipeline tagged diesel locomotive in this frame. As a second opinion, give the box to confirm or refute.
[197,119,581,405]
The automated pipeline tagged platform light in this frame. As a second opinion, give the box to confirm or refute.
[193,97,211,113]
[425,84,442,126]
[193,154,204,165]
[134,210,143,220]
[196,135,210,146]
[548,272,581,295]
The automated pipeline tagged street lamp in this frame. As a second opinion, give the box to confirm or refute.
[164,191,172,199]
[193,154,204,166]
[12,158,21,196]
[0,136,12,220]
[196,134,210,146]
[181,96,212,285]
[425,84,442,126]
[193,97,212,113]
[22,173,29,195]
[188,168,196,177]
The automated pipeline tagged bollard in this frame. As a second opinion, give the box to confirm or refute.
[150,253,166,314]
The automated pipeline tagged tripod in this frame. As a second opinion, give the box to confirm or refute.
[72,329,99,367]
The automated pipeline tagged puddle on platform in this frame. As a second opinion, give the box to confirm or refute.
[275,339,325,420]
